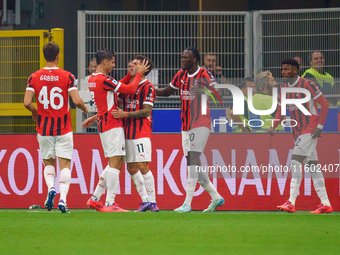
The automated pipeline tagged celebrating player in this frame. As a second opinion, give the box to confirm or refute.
[269,58,332,214]
[111,56,159,212]
[155,47,224,213]
[24,42,88,213]
[83,49,149,212]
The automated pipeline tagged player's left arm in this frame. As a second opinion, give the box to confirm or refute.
[112,104,152,119]
[23,90,38,121]
[311,93,329,138]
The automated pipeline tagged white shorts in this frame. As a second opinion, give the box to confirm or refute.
[182,127,210,157]
[292,133,318,162]
[37,132,73,160]
[123,138,152,163]
[99,127,126,158]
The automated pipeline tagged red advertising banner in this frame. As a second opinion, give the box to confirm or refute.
[0,134,339,211]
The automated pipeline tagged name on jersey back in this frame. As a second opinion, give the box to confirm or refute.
[40,75,59,81]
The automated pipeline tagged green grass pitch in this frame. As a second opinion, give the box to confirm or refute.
[0,209,339,255]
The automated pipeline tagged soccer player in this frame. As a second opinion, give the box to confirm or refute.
[155,47,224,213]
[24,42,88,213]
[111,56,159,212]
[269,58,333,214]
[83,49,149,212]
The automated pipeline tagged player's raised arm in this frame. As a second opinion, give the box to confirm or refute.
[117,59,150,95]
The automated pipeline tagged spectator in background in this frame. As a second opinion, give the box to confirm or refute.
[203,53,230,96]
[225,78,255,132]
[294,56,304,75]
[250,71,284,132]
[86,58,97,79]
[294,56,303,67]
[302,51,338,106]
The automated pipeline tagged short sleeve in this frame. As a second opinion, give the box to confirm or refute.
[26,75,35,92]
[169,71,182,90]
[203,70,217,86]
[68,73,78,92]
[103,76,121,92]
[306,80,322,100]
[143,84,156,106]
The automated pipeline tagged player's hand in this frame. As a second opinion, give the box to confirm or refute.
[31,108,38,121]
[268,127,275,135]
[311,127,322,138]
[215,66,223,76]
[82,115,96,128]
[136,59,150,75]
[190,86,204,95]
[82,105,88,115]
[111,107,127,118]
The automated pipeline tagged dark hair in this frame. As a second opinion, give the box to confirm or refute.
[185,47,200,63]
[134,55,154,76]
[43,42,59,62]
[240,77,254,89]
[96,49,116,65]
[281,58,299,70]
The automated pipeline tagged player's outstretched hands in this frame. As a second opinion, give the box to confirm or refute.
[136,59,150,75]
[82,115,96,128]
[112,107,128,119]
[268,127,275,135]
[311,127,322,138]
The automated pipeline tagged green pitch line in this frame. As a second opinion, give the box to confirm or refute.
[0,210,339,255]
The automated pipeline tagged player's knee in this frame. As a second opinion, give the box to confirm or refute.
[138,162,149,173]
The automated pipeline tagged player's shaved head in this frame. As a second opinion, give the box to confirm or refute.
[43,42,59,62]
[96,49,116,65]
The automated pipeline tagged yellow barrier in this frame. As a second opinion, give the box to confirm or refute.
[0,29,65,133]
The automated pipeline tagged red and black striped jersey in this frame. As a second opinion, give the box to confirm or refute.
[88,72,123,133]
[121,79,155,139]
[26,67,77,136]
[278,77,322,140]
[170,67,216,131]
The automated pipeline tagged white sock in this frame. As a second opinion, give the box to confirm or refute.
[310,165,331,207]
[44,165,56,190]
[198,170,221,200]
[93,166,109,200]
[289,160,302,206]
[105,167,120,206]
[59,168,71,203]
[184,165,198,206]
[132,171,149,202]
[143,171,156,203]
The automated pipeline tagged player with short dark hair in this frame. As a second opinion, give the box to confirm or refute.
[156,47,224,213]
[24,41,88,213]
[111,56,159,212]
[269,58,332,214]
[83,49,150,212]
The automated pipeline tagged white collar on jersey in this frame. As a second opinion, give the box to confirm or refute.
[187,66,201,78]
[92,72,104,76]
[43,67,59,69]
[139,79,147,85]
[288,76,300,87]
